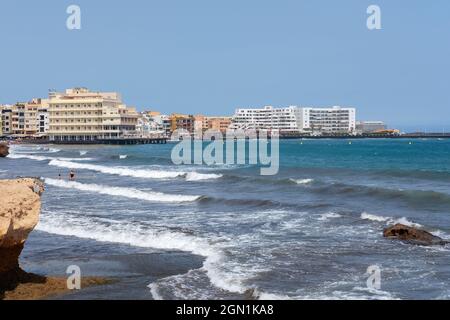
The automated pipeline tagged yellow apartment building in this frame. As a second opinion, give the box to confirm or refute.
[47,88,137,142]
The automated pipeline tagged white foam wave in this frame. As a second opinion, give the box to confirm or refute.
[360,212,422,227]
[80,151,88,156]
[48,159,222,181]
[148,283,163,300]
[119,155,128,159]
[48,159,184,179]
[185,172,223,181]
[44,178,200,203]
[360,212,389,222]
[8,154,93,162]
[36,211,251,296]
[290,178,314,185]
[318,212,342,221]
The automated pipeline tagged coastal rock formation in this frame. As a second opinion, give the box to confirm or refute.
[0,178,44,292]
[0,143,9,157]
[383,223,449,246]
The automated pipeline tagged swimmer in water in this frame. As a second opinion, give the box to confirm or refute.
[69,170,75,181]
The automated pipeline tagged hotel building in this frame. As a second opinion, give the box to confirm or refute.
[231,106,356,134]
[230,106,304,133]
[47,88,138,142]
[301,106,356,134]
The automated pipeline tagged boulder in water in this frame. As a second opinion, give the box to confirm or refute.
[383,223,449,246]
[0,143,9,157]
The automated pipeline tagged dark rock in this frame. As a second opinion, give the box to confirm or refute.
[383,223,449,246]
[0,143,9,157]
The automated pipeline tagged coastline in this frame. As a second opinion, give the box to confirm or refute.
[2,270,112,300]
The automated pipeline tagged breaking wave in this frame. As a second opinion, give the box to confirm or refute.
[44,178,200,203]
[360,212,423,228]
[7,154,93,161]
[36,211,261,298]
[290,178,314,185]
[48,159,222,181]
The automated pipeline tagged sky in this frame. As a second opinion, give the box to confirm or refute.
[0,0,449,132]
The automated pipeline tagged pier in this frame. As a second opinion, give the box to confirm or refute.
[12,137,167,145]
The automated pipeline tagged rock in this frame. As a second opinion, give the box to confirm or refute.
[383,223,449,246]
[0,143,9,157]
[0,178,44,292]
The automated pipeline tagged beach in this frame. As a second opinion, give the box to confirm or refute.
[1,139,450,300]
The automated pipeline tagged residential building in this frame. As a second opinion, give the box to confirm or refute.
[230,106,302,132]
[302,106,356,134]
[170,113,195,133]
[47,87,137,142]
[205,116,232,133]
[230,106,356,134]
[1,106,12,136]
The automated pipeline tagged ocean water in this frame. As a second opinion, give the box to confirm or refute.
[1,139,450,300]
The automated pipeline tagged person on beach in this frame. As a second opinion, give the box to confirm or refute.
[69,170,75,181]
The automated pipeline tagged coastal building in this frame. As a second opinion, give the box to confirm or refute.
[356,121,386,134]
[302,106,356,135]
[230,106,356,134]
[47,87,138,142]
[0,100,49,137]
[170,113,195,133]
[230,106,302,132]
[204,116,232,133]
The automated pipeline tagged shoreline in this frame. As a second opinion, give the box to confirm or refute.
[2,134,450,146]
[1,269,113,300]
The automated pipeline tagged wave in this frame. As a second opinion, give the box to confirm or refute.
[8,154,94,162]
[80,151,88,156]
[44,178,200,203]
[36,211,255,297]
[290,178,314,185]
[311,182,450,208]
[318,212,342,221]
[198,195,280,208]
[48,159,185,179]
[185,172,223,181]
[360,212,422,228]
[48,159,222,181]
[119,155,128,159]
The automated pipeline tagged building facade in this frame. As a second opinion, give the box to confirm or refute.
[47,88,137,142]
[231,106,356,134]
[230,106,302,132]
[302,106,356,134]
[0,100,49,137]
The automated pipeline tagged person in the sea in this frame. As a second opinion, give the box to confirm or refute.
[58,173,62,180]
[69,170,75,181]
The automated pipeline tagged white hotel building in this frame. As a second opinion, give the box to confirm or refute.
[231,106,356,134]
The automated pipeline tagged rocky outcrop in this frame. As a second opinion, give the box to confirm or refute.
[383,224,449,246]
[0,178,44,293]
[0,143,9,157]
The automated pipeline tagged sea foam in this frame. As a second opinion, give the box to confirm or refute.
[48,159,222,181]
[36,211,253,298]
[44,178,200,203]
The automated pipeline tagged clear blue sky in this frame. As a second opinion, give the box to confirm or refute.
[1,0,449,131]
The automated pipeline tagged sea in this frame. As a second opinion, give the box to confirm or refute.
[1,139,450,300]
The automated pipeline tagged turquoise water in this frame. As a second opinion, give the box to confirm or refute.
[1,139,450,299]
